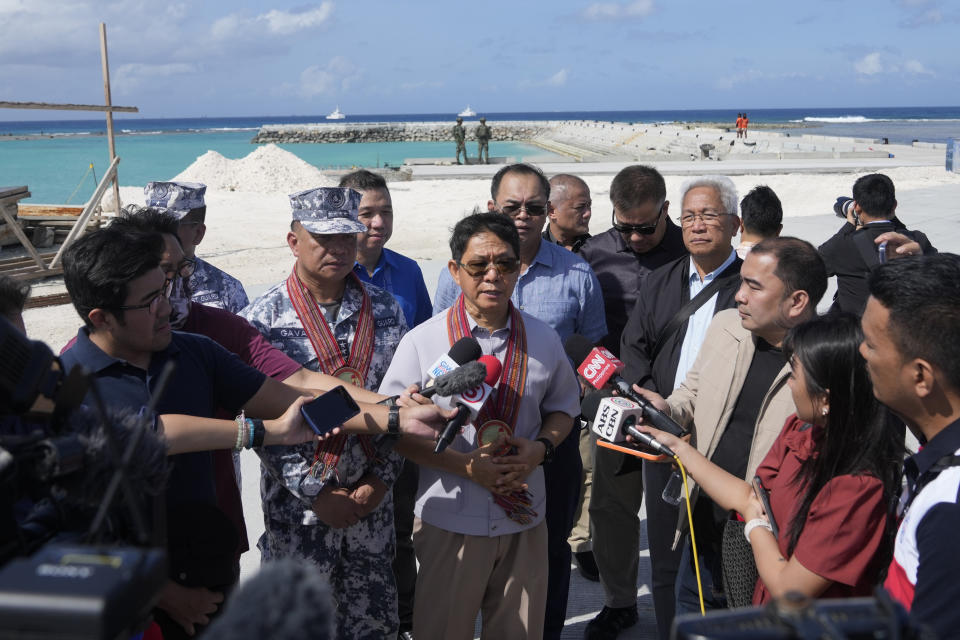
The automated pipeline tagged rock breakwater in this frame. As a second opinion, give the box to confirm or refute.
[252,121,551,144]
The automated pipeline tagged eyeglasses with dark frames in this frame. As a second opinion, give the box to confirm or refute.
[676,211,735,227]
[499,202,548,218]
[114,278,173,315]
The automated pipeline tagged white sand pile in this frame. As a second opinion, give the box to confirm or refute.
[172,144,336,194]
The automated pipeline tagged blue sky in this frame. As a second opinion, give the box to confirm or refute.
[1,0,957,120]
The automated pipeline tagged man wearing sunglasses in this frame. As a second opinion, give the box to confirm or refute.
[578,165,687,640]
[433,163,606,640]
[381,211,581,639]
[605,175,743,640]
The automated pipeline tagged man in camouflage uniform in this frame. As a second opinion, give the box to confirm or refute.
[476,117,491,164]
[241,187,408,639]
[453,116,468,165]
[145,181,249,313]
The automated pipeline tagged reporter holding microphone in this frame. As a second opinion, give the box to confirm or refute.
[380,212,580,640]
[633,314,902,606]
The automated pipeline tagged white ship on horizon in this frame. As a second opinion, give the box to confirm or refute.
[326,106,346,120]
[457,105,477,118]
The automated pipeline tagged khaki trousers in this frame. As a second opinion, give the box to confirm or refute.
[412,518,548,640]
[567,423,594,552]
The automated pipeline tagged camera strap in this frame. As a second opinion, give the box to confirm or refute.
[651,269,738,362]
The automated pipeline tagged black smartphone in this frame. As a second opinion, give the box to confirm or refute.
[300,386,361,436]
[752,476,779,540]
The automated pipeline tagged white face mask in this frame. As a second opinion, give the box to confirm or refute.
[168,277,191,330]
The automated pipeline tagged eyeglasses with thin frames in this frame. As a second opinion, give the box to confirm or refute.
[114,278,173,315]
[612,204,665,236]
[456,258,521,278]
[676,212,735,227]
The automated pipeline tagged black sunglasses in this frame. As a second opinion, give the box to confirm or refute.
[611,204,665,236]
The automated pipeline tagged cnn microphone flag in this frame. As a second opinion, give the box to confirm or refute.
[576,346,625,389]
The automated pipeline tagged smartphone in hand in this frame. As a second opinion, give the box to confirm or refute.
[300,386,361,436]
[752,476,779,540]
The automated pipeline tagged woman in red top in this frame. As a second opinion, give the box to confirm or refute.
[637,313,902,603]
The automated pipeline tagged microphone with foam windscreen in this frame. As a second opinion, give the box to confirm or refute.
[434,355,502,454]
[203,557,334,640]
[581,390,675,458]
[564,334,687,439]
[419,360,487,400]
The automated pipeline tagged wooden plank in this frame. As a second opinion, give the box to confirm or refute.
[100,23,122,215]
[0,205,45,269]
[49,156,119,269]
[0,252,57,268]
[0,102,137,113]
[0,187,30,199]
[18,204,86,218]
[3,265,64,281]
[24,292,72,309]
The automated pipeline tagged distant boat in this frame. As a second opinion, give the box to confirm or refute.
[326,106,346,120]
[458,105,477,118]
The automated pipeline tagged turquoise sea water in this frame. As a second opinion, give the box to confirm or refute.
[0,131,546,204]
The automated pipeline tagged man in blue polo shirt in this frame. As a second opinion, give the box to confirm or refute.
[434,163,607,640]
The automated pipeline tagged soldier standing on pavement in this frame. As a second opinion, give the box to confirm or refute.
[453,116,468,165]
[476,117,491,164]
[241,187,409,640]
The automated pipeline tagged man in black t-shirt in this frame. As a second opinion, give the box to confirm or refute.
[633,237,827,614]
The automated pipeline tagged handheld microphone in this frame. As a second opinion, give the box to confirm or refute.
[420,361,487,400]
[581,391,675,458]
[434,355,501,454]
[564,334,687,438]
[425,337,482,381]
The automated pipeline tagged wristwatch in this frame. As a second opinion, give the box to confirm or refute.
[387,404,400,435]
[536,437,555,465]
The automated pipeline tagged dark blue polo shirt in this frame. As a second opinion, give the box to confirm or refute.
[353,247,433,329]
[60,328,266,506]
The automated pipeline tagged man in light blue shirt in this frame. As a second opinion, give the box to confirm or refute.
[433,163,606,640]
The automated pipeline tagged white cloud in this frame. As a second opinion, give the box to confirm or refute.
[583,0,655,20]
[904,59,934,75]
[212,2,334,40]
[113,62,199,92]
[546,69,568,86]
[854,52,884,75]
[519,68,570,89]
[299,56,357,98]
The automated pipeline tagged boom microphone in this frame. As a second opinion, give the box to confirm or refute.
[564,334,687,438]
[434,356,502,454]
[204,557,334,640]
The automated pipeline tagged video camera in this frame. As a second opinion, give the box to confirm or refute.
[672,589,932,639]
[0,317,168,639]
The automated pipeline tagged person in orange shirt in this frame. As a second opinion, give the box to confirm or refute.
[742,112,750,139]
[735,113,744,139]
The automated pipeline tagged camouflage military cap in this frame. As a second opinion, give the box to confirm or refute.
[144,181,206,220]
[289,186,367,235]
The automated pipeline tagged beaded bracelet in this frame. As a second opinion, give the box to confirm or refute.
[234,410,246,451]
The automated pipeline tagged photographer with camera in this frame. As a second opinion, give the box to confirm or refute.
[818,173,935,316]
